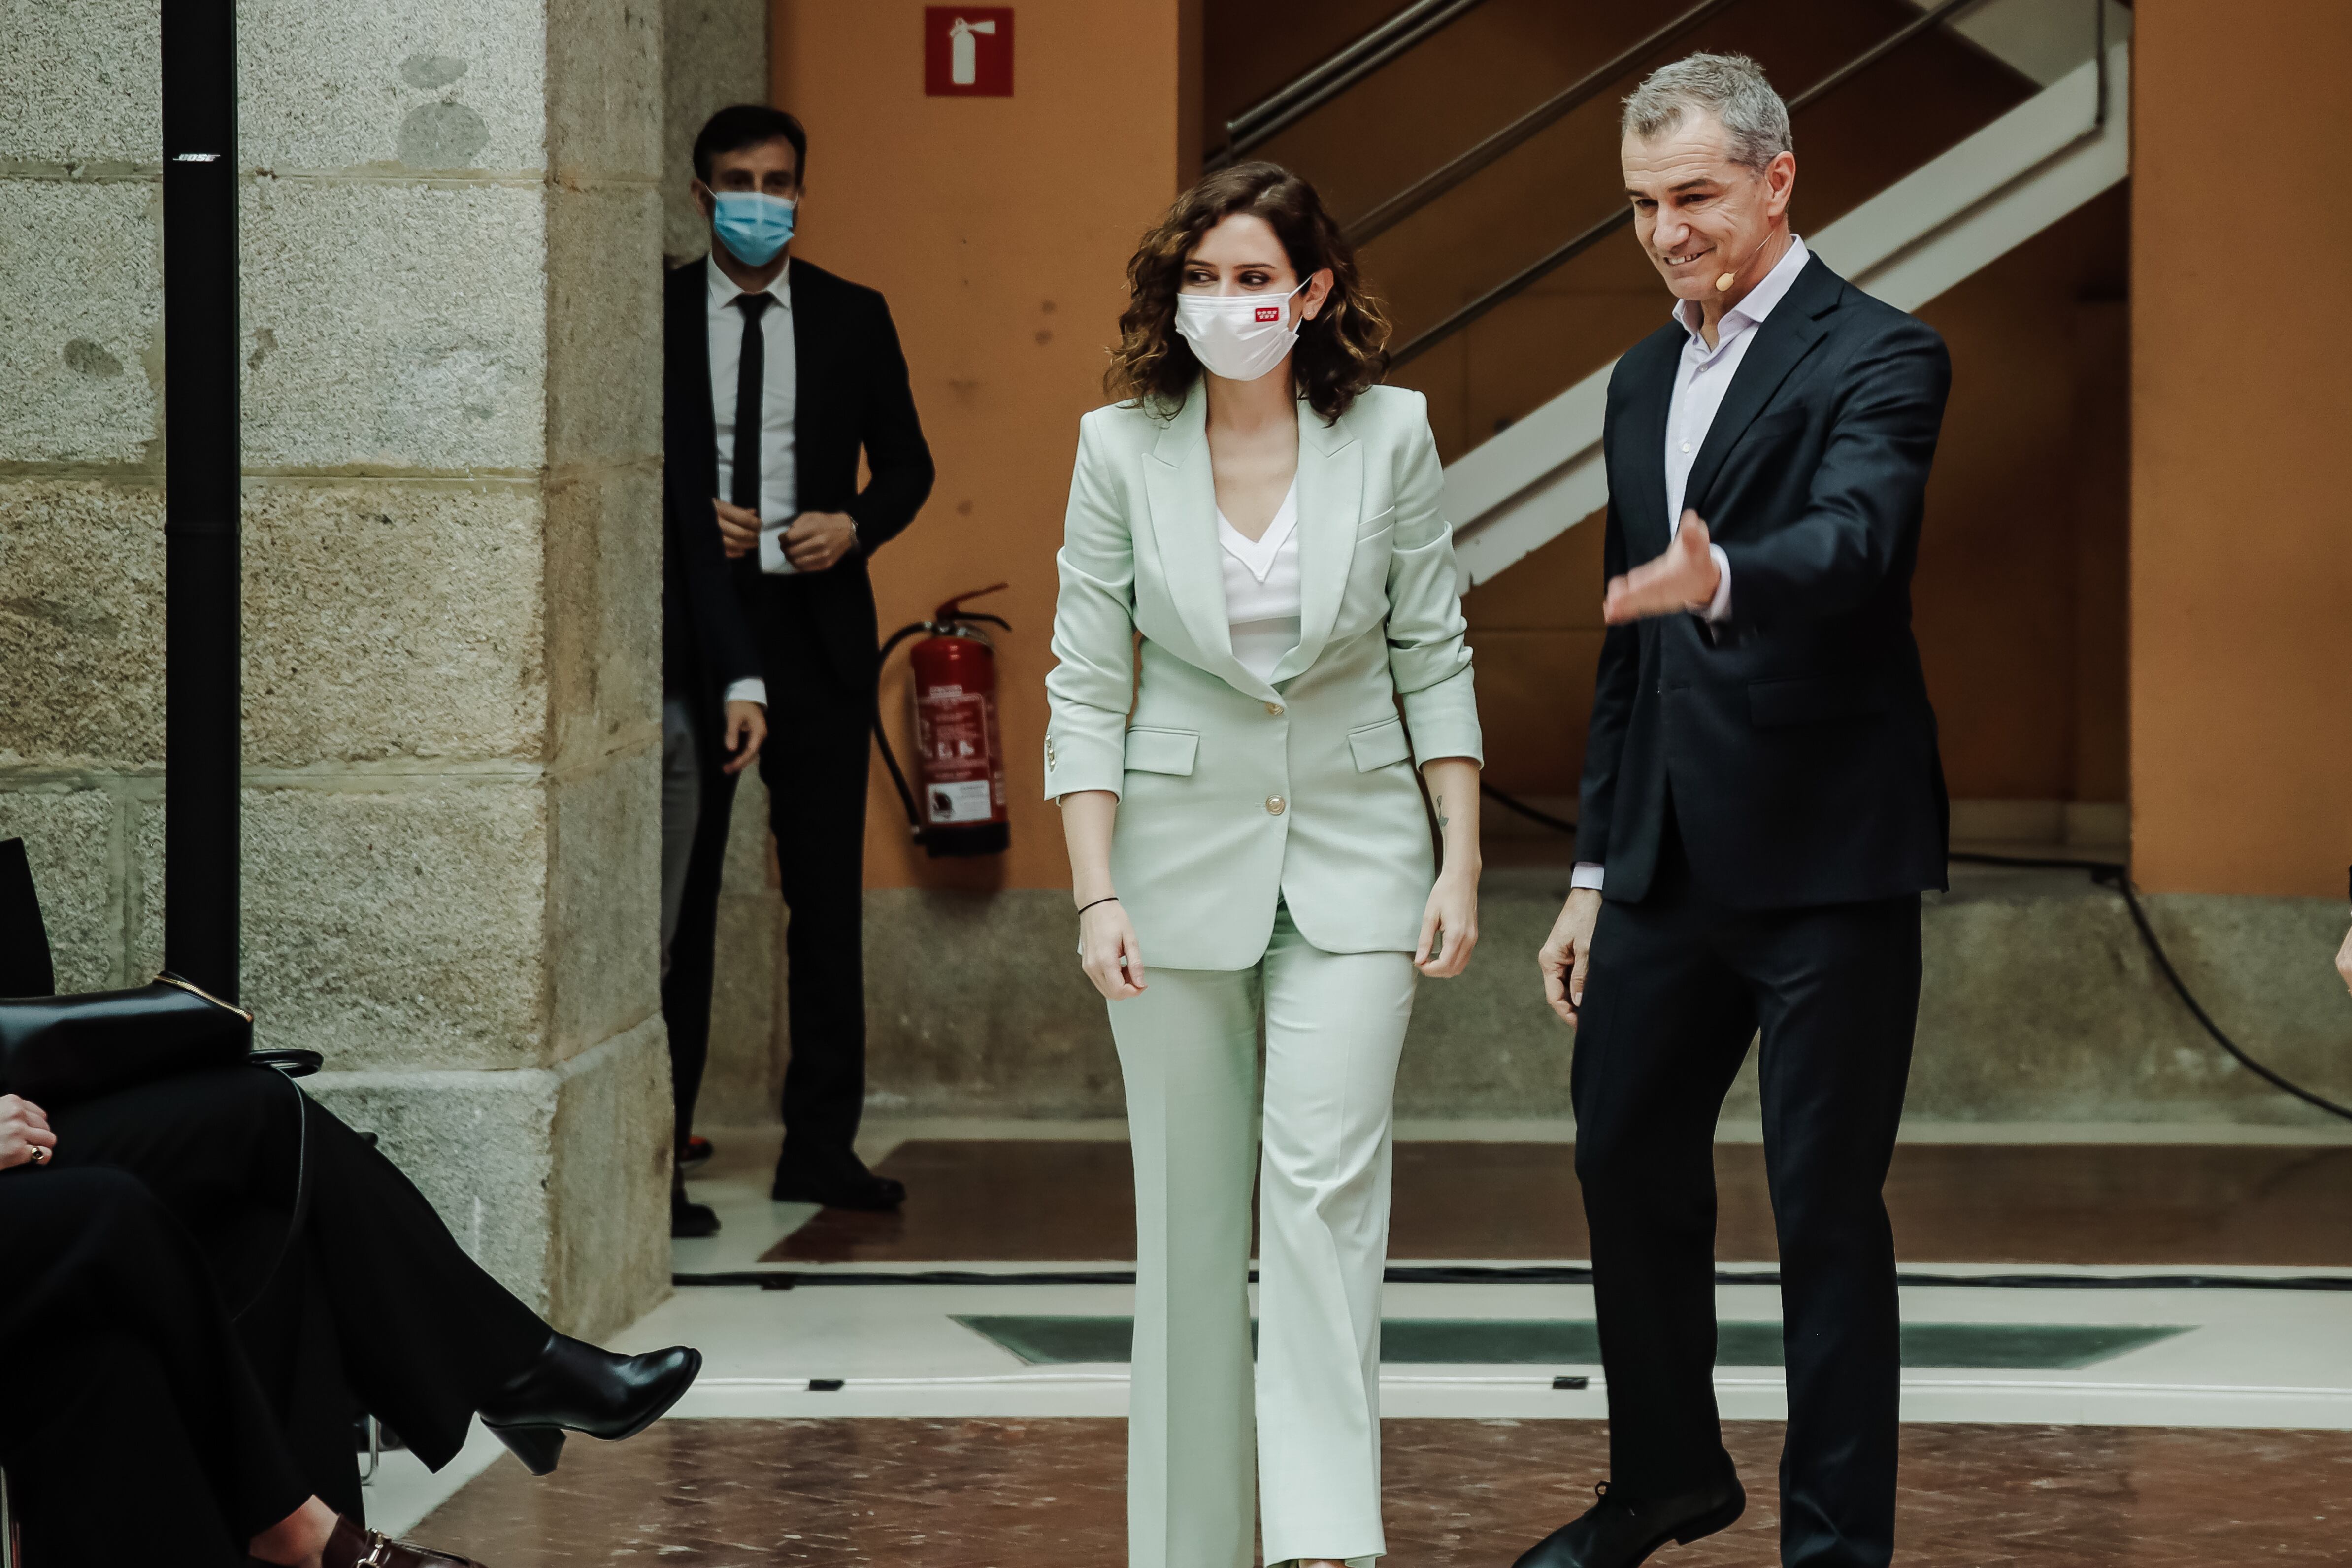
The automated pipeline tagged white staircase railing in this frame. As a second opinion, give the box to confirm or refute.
[1445,38,2130,589]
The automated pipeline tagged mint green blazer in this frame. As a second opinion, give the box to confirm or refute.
[1044,382,1483,971]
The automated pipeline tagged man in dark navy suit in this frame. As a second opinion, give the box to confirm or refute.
[1522,54,1951,1568]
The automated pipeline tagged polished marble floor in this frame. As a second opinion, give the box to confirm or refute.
[410,1416,2352,1566]
[366,1121,2352,1561]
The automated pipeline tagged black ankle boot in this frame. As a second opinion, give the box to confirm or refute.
[476,1332,702,1475]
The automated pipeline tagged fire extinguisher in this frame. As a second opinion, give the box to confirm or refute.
[874,584,1012,858]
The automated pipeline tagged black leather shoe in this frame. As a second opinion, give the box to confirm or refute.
[771,1153,906,1210]
[670,1197,720,1238]
[476,1333,702,1475]
[1512,1477,1745,1568]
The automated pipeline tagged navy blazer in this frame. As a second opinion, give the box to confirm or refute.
[1577,254,1952,909]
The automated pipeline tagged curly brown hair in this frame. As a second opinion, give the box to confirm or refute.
[1105,161,1391,423]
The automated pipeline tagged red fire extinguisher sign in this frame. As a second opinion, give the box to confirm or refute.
[924,8,1014,97]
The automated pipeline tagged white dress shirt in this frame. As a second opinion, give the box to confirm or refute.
[1573,234,1810,893]
[706,254,801,578]
[1217,478,1302,685]
[702,254,789,709]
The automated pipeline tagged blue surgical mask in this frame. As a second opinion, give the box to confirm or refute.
[712,192,796,267]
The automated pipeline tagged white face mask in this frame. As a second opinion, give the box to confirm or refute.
[1175,279,1310,383]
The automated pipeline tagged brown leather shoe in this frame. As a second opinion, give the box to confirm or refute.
[322,1515,489,1568]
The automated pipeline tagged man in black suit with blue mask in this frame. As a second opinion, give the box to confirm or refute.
[1524,53,1952,1568]
[662,106,935,1220]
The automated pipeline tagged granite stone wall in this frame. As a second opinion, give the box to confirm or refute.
[0,0,674,1334]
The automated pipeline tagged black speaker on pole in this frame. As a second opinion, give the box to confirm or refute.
[160,0,241,1001]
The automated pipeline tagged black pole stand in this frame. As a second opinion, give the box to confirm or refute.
[160,0,242,1001]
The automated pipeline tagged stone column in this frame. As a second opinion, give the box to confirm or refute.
[662,0,771,260]
[0,0,672,1335]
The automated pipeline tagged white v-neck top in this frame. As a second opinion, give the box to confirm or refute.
[1216,477,1301,684]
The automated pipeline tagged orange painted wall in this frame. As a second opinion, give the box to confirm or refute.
[768,0,1196,891]
[1911,189,2128,804]
[2130,0,2352,896]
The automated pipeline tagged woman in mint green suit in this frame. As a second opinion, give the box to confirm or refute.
[1045,162,1483,1568]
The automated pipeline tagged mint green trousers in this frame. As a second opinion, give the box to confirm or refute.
[1109,905,1418,1568]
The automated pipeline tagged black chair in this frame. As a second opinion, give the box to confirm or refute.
[2,837,51,1568]
[0,838,57,1001]
[1,1465,21,1568]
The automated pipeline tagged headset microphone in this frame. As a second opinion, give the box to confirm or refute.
[1716,229,1781,294]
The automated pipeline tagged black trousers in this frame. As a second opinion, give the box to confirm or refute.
[0,1165,309,1568]
[46,1066,550,1514]
[1571,817,1920,1568]
[665,595,873,1173]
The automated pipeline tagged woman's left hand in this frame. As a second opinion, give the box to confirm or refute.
[1415,867,1480,978]
[0,1093,57,1171]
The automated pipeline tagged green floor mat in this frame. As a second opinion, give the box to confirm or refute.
[955,1316,2186,1370]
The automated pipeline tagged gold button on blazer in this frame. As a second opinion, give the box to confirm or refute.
[1044,383,1482,971]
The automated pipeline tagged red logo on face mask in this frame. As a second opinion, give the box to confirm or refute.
[1255,305,1281,322]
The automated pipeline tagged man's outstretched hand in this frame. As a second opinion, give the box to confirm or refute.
[1604,512,1722,624]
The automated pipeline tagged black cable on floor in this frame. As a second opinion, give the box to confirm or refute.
[673,1266,2352,1292]
[1476,783,2352,1124]
[2110,872,2352,1121]
[1481,782,1579,836]
[1949,849,2352,1124]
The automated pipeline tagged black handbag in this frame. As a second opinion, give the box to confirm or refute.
[0,837,319,1104]
[0,971,257,1106]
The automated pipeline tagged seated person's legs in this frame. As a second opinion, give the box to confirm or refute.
[45,1067,700,1478]
[13,1332,296,1568]
[0,1165,482,1568]
[2,1167,308,1566]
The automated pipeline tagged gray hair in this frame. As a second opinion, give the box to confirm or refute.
[1620,52,1792,172]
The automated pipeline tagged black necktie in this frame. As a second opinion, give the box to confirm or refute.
[732,293,773,512]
